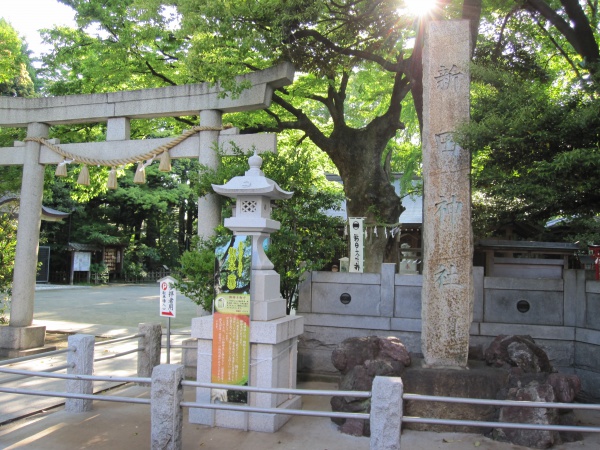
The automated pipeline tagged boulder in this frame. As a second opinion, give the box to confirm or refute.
[330,336,411,436]
[485,335,553,373]
[339,418,367,437]
[331,335,410,375]
[547,373,581,403]
[494,381,560,449]
[486,336,583,448]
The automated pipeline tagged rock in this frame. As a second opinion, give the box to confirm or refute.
[377,336,412,366]
[339,418,366,437]
[486,335,583,448]
[557,411,583,443]
[485,335,553,373]
[547,373,581,403]
[331,336,380,375]
[494,381,560,449]
[330,336,411,436]
[331,335,410,375]
[364,359,402,378]
[507,341,543,373]
[330,392,370,414]
[339,365,372,392]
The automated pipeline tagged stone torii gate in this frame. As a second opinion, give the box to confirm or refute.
[0,63,295,357]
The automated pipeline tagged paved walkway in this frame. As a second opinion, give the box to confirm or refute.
[0,284,599,449]
[32,283,201,330]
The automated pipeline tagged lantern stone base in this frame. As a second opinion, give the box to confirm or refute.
[0,325,54,358]
[251,271,287,321]
[189,314,304,432]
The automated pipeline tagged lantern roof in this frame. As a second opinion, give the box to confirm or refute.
[212,152,293,200]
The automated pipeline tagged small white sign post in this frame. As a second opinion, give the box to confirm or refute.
[158,276,176,363]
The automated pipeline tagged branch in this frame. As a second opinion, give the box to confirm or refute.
[369,70,408,141]
[389,70,411,109]
[174,116,196,126]
[462,0,483,55]
[328,72,348,126]
[408,17,427,131]
[154,45,179,62]
[144,61,178,86]
[560,0,600,63]
[290,29,406,72]
[533,16,582,78]
[494,8,519,62]
[308,93,329,105]
[270,92,332,151]
[523,0,599,66]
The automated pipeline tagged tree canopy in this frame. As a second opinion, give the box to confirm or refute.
[0,18,35,96]
[2,0,600,291]
[35,0,477,271]
[461,0,600,245]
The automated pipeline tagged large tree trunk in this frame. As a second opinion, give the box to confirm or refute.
[271,50,412,274]
[328,125,404,273]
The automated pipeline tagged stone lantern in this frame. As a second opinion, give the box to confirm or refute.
[212,152,292,320]
[190,152,304,432]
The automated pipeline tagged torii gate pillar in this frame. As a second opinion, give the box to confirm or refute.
[0,123,49,356]
[198,110,223,238]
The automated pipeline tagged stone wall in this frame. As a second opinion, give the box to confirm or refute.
[297,265,600,401]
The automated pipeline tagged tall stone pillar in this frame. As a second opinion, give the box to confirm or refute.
[421,20,473,368]
[197,109,223,240]
[0,122,48,356]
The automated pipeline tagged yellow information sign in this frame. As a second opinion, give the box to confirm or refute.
[212,294,250,385]
[212,235,252,387]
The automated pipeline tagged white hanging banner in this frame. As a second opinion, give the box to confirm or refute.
[349,218,364,273]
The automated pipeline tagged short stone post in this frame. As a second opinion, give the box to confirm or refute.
[151,364,184,450]
[370,376,403,450]
[138,323,162,379]
[65,334,95,412]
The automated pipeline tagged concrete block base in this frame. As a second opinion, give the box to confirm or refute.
[189,395,302,432]
[0,345,57,359]
[251,298,287,321]
[190,314,304,432]
[181,338,198,379]
[0,325,46,352]
[402,358,508,433]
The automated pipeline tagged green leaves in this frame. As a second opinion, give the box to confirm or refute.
[463,13,600,243]
[0,210,16,321]
[0,19,35,97]
[40,1,190,96]
[0,19,26,83]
